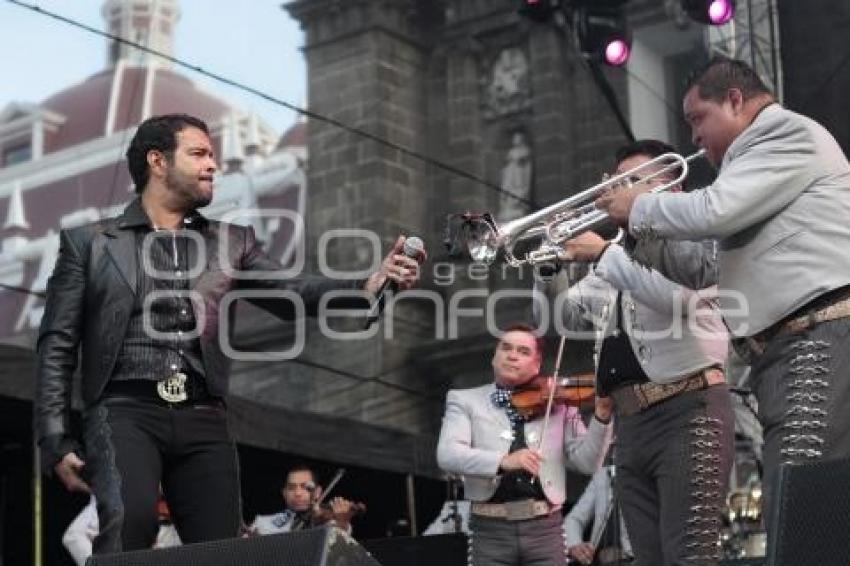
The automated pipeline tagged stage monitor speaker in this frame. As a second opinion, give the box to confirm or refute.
[86,525,382,566]
[361,533,467,566]
[766,456,850,566]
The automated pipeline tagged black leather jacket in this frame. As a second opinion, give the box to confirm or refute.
[35,200,368,471]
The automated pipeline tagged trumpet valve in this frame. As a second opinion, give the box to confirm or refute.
[527,243,567,265]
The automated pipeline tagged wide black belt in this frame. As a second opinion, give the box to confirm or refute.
[103,373,220,407]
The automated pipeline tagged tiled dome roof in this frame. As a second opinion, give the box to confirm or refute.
[40,65,233,154]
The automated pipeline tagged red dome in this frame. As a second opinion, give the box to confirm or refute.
[40,65,233,153]
[277,119,307,149]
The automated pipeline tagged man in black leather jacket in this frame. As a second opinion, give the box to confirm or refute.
[35,113,423,554]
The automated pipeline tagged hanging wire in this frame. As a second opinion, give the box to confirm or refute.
[0,282,45,298]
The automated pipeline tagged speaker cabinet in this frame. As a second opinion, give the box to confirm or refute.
[87,525,381,566]
[361,533,467,566]
[766,456,850,566]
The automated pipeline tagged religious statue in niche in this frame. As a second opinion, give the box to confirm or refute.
[484,47,531,118]
[498,131,533,222]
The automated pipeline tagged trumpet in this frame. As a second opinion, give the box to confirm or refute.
[462,149,705,267]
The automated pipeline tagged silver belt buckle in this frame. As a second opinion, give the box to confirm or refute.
[503,499,536,521]
[157,372,188,403]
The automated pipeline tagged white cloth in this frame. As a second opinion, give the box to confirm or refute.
[62,496,182,565]
[422,500,471,535]
[249,509,353,536]
[62,496,99,566]
[249,510,297,535]
[154,524,182,548]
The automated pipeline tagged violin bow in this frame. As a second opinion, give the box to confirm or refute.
[535,335,567,455]
[316,468,346,506]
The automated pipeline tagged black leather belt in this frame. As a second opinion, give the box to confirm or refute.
[103,375,220,407]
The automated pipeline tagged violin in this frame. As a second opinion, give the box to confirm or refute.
[510,373,596,419]
[308,499,367,527]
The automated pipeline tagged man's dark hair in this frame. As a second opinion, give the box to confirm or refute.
[125,113,210,193]
[501,322,545,358]
[285,463,316,486]
[615,139,677,167]
[685,56,773,103]
[615,139,681,185]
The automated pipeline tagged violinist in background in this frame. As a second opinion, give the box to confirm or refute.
[564,463,633,565]
[436,323,612,566]
[533,140,733,566]
[248,465,360,536]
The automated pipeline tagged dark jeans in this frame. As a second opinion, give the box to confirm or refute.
[469,511,566,566]
[615,384,734,566]
[83,396,241,553]
[746,315,850,529]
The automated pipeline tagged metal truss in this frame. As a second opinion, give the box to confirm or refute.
[706,0,784,102]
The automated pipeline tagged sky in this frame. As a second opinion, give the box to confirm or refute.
[0,0,307,135]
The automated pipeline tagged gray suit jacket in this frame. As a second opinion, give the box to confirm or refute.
[436,383,611,505]
[629,104,850,336]
[535,245,728,384]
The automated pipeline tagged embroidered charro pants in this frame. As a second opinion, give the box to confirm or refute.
[744,315,850,532]
[614,384,734,565]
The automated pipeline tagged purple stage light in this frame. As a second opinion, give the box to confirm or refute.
[604,39,631,66]
[708,0,735,25]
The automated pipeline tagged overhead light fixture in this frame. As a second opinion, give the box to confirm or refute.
[517,0,558,23]
[681,0,736,26]
[576,1,632,67]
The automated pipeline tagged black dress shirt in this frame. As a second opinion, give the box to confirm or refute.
[110,199,206,383]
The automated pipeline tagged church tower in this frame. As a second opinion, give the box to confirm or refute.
[101,0,181,67]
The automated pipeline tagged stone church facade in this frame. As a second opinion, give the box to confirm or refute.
[0,0,739,478]
[276,0,663,476]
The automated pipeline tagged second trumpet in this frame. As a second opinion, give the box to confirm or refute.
[462,149,705,267]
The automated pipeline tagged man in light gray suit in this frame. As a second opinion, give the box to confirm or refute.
[437,324,612,566]
[598,57,850,522]
[539,140,733,566]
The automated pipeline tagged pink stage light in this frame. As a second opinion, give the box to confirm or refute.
[604,39,631,67]
[708,0,735,25]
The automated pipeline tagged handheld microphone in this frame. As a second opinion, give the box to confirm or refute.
[364,236,424,328]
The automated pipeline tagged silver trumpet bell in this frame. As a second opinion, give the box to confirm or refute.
[464,149,706,267]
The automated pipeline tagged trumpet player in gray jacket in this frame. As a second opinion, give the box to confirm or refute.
[535,140,733,566]
[598,57,850,528]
